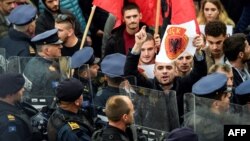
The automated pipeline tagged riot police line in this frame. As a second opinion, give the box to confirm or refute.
[1,54,250,141]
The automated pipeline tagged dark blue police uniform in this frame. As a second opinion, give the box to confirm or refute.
[0,4,37,58]
[0,73,33,141]
[0,101,33,141]
[23,29,62,100]
[184,73,237,141]
[70,47,100,109]
[47,78,94,141]
[48,108,93,141]
[94,53,127,108]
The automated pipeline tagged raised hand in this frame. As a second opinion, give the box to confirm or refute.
[135,26,147,46]
[193,34,205,52]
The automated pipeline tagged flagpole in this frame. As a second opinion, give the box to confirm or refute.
[80,5,96,50]
[154,0,161,34]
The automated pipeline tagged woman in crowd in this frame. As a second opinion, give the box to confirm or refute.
[197,0,235,26]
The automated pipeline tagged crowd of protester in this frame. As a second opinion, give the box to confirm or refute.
[1,0,250,141]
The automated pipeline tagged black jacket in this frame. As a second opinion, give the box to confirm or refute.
[0,28,35,58]
[47,108,93,141]
[0,101,33,141]
[35,6,82,38]
[101,125,134,141]
[124,52,207,122]
[104,23,151,57]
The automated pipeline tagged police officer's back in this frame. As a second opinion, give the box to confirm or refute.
[0,73,33,141]
[94,53,127,108]
[47,78,94,141]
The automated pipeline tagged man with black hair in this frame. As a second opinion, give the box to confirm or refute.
[35,0,91,44]
[223,33,250,87]
[204,20,228,70]
[0,0,16,38]
[104,2,150,56]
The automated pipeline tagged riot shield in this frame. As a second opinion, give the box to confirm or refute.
[7,56,68,108]
[71,64,93,107]
[0,48,6,73]
[120,85,179,140]
[93,71,137,116]
[241,104,250,121]
[183,93,250,141]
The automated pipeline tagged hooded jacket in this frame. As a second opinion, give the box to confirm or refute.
[35,0,82,38]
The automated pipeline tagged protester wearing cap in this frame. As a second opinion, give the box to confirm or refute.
[94,53,127,109]
[47,78,94,141]
[183,73,236,141]
[0,4,37,58]
[23,28,63,99]
[0,73,34,141]
[235,80,250,105]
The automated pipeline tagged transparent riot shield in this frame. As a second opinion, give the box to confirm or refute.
[71,64,95,108]
[7,56,68,109]
[93,71,137,116]
[119,85,179,140]
[183,93,250,141]
[241,104,250,121]
[0,48,6,74]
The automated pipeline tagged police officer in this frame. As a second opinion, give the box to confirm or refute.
[235,80,250,105]
[47,78,94,141]
[23,29,63,103]
[70,47,100,109]
[0,4,37,58]
[0,73,33,141]
[94,53,127,108]
[183,73,234,141]
[100,95,135,141]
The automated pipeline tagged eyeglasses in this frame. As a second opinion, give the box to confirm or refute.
[55,14,75,29]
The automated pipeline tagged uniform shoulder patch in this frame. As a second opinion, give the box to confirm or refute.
[8,126,17,132]
[7,114,15,121]
[68,122,80,130]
